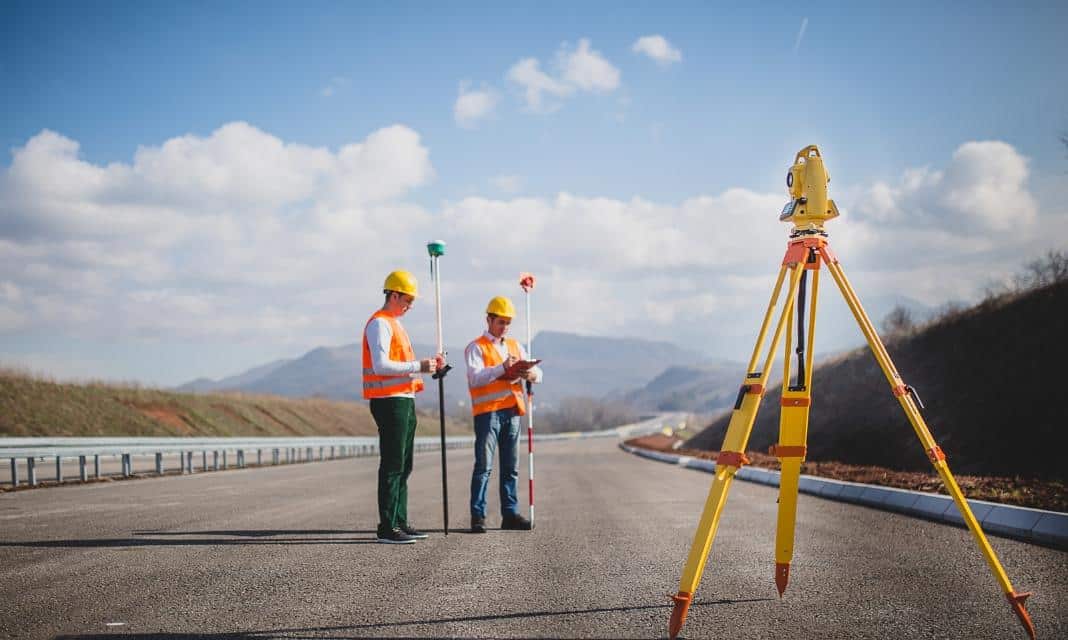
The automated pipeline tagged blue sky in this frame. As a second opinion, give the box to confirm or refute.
[1,1,1066,385]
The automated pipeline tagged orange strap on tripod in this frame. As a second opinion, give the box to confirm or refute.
[769,444,807,458]
[716,451,750,468]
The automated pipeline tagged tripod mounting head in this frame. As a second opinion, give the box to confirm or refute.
[427,240,446,258]
[779,145,839,235]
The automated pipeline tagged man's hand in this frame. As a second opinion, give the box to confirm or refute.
[519,369,537,382]
[500,355,520,379]
[419,358,438,374]
[435,353,446,369]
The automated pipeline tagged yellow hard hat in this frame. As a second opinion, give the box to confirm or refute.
[383,270,418,297]
[485,296,516,318]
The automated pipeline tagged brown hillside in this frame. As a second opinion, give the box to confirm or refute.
[686,278,1068,481]
[0,370,466,438]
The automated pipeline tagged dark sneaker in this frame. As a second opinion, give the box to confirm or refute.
[501,514,532,530]
[376,528,417,544]
[400,524,429,540]
[471,516,486,533]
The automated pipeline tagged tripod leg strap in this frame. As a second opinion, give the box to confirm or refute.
[769,445,808,458]
[716,451,750,467]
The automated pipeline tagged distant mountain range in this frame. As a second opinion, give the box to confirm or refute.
[177,294,933,417]
[608,361,744,414]
[177,330,713,414]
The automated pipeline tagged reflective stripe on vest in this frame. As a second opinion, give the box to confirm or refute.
[362,311,425,399]
[468,336,526,416]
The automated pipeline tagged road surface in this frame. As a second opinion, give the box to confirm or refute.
[1,437,1065,639]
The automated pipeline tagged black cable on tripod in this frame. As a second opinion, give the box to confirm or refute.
[791,256,813,391]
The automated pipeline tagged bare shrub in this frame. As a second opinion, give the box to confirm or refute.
[1013,249,1068,290]
[881,305,915,337]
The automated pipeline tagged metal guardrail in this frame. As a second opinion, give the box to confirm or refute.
[0,436,467,488]
[0,414,682,489]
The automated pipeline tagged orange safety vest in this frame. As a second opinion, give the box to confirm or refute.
[362,311,425,399]
[468,335,527,417]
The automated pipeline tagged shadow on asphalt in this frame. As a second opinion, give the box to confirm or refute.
[1,528,524,548]
[133,529,380,536]
[0,537,380,547]
[132,529,472,536]
[55,596,770,639]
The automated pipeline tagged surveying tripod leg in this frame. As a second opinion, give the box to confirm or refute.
[772,265,819,596]
[818,248,1036,640]
[669,263,805,639]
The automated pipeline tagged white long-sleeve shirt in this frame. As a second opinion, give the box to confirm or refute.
[465,330,543,389]
[365,315,421,399]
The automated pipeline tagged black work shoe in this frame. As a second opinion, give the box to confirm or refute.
[399,524,429,539]
[501,514,532,530]
[471,517,486,533]
[376,528,417,544]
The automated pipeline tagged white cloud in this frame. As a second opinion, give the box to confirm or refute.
[1,127,1062,383]
[506,38,620,112]
[491,175,523,194]
[631,35,682,64]
[454,82,500,128]
[848,140,1036,233]
[558,38,621,92]
[0,123,436,344]
[507,58,573,112]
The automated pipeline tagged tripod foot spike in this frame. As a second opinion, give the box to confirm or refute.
[668,591,692,639]
[1007,591,1036,639]
[775,562,790,597]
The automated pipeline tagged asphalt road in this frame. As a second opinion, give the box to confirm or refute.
[1,437,1065,639]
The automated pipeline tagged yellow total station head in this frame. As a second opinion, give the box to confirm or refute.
[780,145,840,233]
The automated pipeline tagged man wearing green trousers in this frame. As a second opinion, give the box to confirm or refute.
[362,270,444,544]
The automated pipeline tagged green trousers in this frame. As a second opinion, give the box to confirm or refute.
[369,397,417,535]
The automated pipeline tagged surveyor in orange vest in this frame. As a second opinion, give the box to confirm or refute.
[362,270,444,544]
[465,296,542,533]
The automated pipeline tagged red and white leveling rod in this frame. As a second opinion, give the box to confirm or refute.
[519,272,536,528]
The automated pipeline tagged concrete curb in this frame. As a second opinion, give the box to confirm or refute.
[619,443,1068,551]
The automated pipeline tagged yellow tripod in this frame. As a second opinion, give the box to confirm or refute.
[668,146,1036,639]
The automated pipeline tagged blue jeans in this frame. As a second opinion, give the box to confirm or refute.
[470,407,521,519]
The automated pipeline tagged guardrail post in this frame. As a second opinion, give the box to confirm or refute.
[187,451,194,473]
[28,457,37,486]
[202,450,207,470]
[94,455,100,478]
[122,454,131,477]
[55,456,62,483]
[307,447,312,461]
[257,449,262,466]
[237,450,244,467]
[10,458,18,488]
[272,448,279,465]
[79,456,87,482]
[319,446,323,461]
[222,450,228,470]
[213,451,219,471]
[155,452,163,475]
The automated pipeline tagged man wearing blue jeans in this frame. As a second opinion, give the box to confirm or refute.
[465,296,542,533]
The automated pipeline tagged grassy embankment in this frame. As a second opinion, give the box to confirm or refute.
[0,369,467,438]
